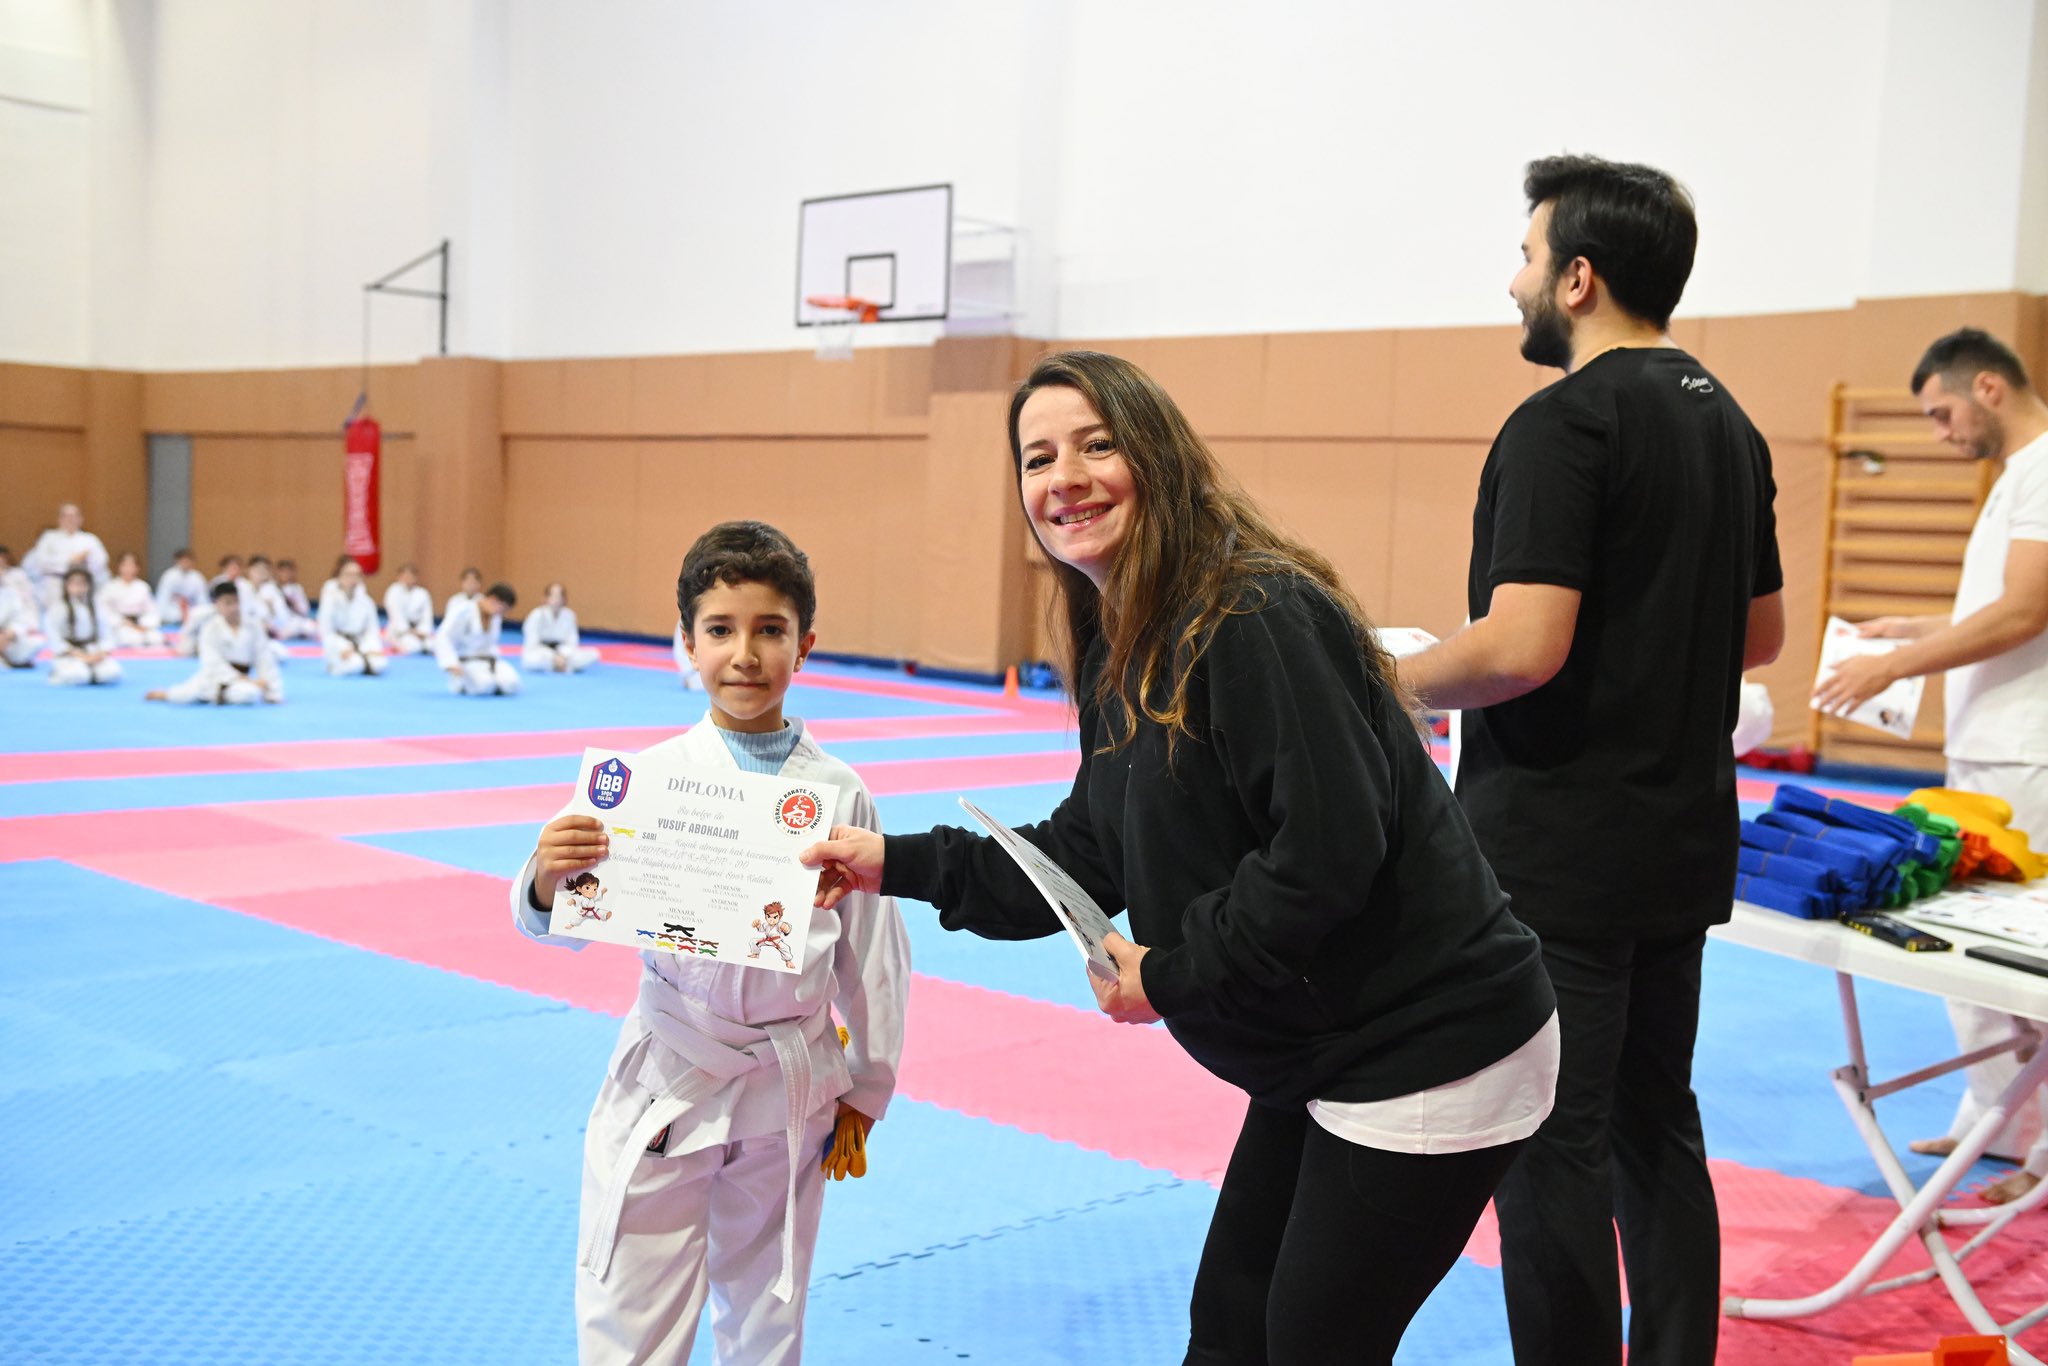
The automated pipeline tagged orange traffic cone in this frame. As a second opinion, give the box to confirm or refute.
[1003,664,1019,698]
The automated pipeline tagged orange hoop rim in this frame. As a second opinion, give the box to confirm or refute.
[805,294,882,324]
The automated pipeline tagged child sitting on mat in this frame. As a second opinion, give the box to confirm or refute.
[508,519,908,1365]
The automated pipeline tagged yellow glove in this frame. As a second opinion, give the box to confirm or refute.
[821,1105,870,1181]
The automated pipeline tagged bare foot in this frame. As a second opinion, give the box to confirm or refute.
[143,689,167,702]
[1909,1136,1959,1157]
[1978,1169,2041,1205]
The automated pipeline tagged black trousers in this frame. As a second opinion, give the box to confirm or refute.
[1185,1098,1524,1365]
[1494,931,1720,1366]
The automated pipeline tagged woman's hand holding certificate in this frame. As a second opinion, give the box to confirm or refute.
[549,747,838,973]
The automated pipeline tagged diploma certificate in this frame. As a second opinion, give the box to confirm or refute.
[958,797,1120,984]
[1812,615,1925,740]
[551,747,838,973]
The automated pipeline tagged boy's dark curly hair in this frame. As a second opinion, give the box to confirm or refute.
[676,521,816,635]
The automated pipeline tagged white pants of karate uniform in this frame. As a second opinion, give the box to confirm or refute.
[48,655,120,686]
[577,1081,834,1366]
[389,630,430,656]
[164,674,278,705]
[110,622,164,649]
[325,641,388,677]
[275,614,318,640]
[2,634,38,667]
[450,659,521,695]
[1941,758,2048,1176]
[524,644,601,673]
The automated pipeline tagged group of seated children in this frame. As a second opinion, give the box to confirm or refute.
[2,541,617,703]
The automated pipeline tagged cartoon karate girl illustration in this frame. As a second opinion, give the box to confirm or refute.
[561,870,610,922]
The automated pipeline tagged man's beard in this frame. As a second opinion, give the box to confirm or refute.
[1969,410,2005,461]
[1518,290,1573,369]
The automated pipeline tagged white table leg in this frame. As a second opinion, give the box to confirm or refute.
[1723,972,2048,1364]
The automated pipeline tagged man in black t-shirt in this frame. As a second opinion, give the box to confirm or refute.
[1401,155,1784,1366]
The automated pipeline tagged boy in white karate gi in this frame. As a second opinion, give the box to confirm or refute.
[0,546,37,614]
[268,559,320,639]
[147,580,284,705]
[383,563,435,655]
[0,571,44,668]
[183,556,256,658]
[445,566,483,623]
[435,581,521,695]
[319,558,389,676]
[97,553,165,648]
[26,504,110,608]
[44,568,121,686]
[155,548,208,630]
[512,520,908,1366]
[522,582,603,673]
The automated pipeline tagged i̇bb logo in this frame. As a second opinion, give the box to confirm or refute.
[776,788,822,835]
[588,758,632,811]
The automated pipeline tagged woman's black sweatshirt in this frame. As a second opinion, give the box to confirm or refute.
[882,574,1555,1110]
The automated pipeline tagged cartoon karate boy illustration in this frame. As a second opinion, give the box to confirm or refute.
[561,870,609,922]
[749,901,795,966]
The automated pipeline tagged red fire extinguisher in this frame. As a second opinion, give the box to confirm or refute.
[343,414,382,574]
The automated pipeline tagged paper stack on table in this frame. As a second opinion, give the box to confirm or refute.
[1901,883,2048,950]
[1811,616,1925,740]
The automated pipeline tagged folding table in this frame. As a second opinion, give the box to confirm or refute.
[1713,903,2048,1362]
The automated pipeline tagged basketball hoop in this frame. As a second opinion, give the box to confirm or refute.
[805,294,880,361]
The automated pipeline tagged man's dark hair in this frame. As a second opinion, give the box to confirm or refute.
[676,520,817,636]
[172,547,192,560]
[1911,327,2031,396]
[484,582,517,609]
[209,580,239,603]
[1525,154,1698,329]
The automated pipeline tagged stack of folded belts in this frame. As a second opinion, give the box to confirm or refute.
[1738,784,1945,919]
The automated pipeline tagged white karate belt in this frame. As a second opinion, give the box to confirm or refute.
[580,972,831,1302]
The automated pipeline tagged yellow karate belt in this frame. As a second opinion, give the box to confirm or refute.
[822,1025,870,1180]
[1907,788,2048,881]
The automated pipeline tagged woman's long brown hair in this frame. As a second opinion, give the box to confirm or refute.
[1008,350,1408,758]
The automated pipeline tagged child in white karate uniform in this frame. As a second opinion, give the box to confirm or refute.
[513,521,908,1366]
[1,546,39,616]
[44,568,121,686]
[267,558,320,639]
[97,553,165,648]
[522,582,602,672]
[435,581,521,695]
[444,566,483,623]
[147,580,284,705]
[0,571,43,668]
[383,563,435,655]
[155,548,208,631]
[319,558,389,677]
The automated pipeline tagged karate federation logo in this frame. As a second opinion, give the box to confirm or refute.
[588,757,632,811]
[775,787,824,835]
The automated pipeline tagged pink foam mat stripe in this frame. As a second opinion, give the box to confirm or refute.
[0,807,297,863]
[0,715,1079,786]
[72,837,453,902]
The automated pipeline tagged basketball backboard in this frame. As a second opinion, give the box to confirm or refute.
[796,184,952,326]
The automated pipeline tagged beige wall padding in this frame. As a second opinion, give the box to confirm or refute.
[8,294,2043,752]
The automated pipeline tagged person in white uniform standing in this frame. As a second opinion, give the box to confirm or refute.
[97,553,165,648]
[522,582,602,673]
[435,581,521,695]
[1816,327,2048,1206]
[0,568,44,668]
[25,504,111,609]
[514,520,908,1366]
[383,563,435,655]
[146,580,284,705]
[318,558,389,677]
[155,548,209,631]
[43,568,121,686]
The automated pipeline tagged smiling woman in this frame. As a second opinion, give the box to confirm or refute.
[804,350,1562,1365]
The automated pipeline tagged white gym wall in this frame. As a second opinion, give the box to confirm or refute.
[3,0,2044,369]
